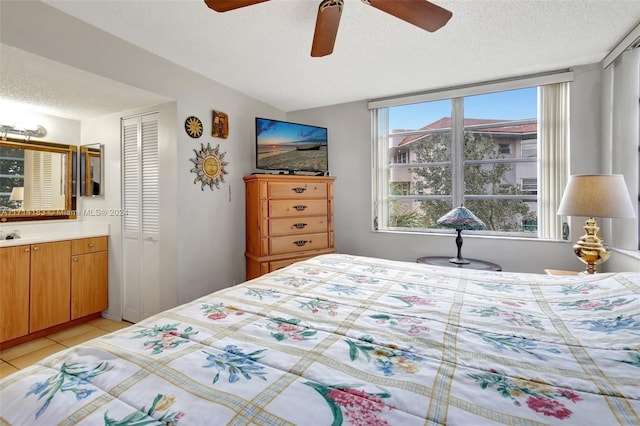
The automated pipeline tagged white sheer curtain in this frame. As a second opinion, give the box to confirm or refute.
[604,48,640,250]
[539,83,570,240]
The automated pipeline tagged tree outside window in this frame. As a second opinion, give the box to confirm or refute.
[375,86,546,236]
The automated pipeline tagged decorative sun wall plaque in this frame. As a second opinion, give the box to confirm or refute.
[190,142,228,190]
[185,116,203,138]
[212,110,229,139]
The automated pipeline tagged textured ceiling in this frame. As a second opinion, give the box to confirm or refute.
[2,0,640,120]
[0,44,172,121]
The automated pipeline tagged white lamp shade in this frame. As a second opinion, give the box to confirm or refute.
[557,174,636,218]
[9,186,23,202]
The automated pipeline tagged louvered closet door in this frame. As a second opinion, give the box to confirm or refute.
[122,112,161,323]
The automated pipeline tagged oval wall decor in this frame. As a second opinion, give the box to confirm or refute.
[185,116,203,138]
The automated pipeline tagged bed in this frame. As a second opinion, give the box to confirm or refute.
[1,253,639,425]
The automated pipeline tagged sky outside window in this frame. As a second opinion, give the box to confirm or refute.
[389,87,537,130]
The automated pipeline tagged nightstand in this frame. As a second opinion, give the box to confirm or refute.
[417,256,502,271]
[544,269,579,276]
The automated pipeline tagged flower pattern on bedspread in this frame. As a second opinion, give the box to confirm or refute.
[470,306,546,330]
[468,370,582,420]
[466,329,561,361]
[131,323,198,355]
[370,314,431,335]
[558,297,635,311]
[104,393,185,425]
[259,317,318,341]
[25,362,111,419]
[305,382,394,426]
[202,345,268,384]
[344,338,424,376]
[2,253,639,425]
[578,314,640,334]
[200,302,245,320]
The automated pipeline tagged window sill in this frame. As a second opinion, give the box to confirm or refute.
[611,247,640,260]
[373,228,570,243]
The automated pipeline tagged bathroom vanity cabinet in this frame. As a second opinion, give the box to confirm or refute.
[0,236,108,347]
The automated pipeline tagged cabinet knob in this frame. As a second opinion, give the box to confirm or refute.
[73,257,79,262]
[88,243,94,248]
[33,246,39,251]
[24,247,29,252]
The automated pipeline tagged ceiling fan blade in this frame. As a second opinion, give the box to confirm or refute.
[311,0,344,57]
[204,0,269,13]
[364,0,452,32]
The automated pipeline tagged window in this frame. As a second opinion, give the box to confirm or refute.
[0,147,24,210]
[393,150,408,164]
[372,80,570,238]
[521,178,537,194]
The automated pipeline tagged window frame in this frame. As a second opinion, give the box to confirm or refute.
[371,72,572,239]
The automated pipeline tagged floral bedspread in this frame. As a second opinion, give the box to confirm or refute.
[1,254,639,425]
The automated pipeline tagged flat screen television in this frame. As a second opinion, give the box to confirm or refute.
[255,117,328,174]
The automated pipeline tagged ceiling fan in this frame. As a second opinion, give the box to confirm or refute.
[204,0,452,57]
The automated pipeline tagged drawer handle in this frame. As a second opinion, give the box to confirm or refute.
[293,240,309,247]
[293,205,307,211]
[292,223,307,229]
[292,187,307,193]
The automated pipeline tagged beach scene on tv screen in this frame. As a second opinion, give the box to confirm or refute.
[257,119,328,171]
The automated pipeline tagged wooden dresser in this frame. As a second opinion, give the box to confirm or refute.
[244,174,335,279]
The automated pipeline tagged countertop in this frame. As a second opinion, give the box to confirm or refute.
[0,229,109,247]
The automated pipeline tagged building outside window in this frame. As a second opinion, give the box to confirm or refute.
[373,80,570,238]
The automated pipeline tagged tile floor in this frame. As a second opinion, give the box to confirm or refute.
[0,318,131,379]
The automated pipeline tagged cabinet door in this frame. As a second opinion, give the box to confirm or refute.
[0,245,31,342]
[30,241,71,332]
[71,251,108,319]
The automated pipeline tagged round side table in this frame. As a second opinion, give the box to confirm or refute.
[416,256,502,271]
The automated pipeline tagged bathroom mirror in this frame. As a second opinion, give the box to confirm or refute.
[0,137,77,222]
[80,143,103,196]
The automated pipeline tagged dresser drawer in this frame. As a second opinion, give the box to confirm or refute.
[270,217,328,236]
[268,256,315,273]
[71,236,108,255]
[269,199,327,218]
[269,233,329,255]
[268,182,327,199]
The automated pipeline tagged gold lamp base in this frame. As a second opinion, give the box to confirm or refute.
[573,217,610,274]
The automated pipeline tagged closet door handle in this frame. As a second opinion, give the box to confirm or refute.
[293,205,307,211]
[291,187,307,194]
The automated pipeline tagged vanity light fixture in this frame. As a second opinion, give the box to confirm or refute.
[0,124,47,141]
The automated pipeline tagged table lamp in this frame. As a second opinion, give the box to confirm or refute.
[557,174,636,274]
[437,205,485,264]
[9,186,23,210]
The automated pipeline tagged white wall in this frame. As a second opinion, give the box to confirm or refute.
[288,63,640,273]
[2,1,285,320]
